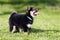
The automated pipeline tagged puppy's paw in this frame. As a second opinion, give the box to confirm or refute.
[24,32,29,35]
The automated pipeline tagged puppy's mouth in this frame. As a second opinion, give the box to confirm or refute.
[33,12,39,16]
[30,10,39,17]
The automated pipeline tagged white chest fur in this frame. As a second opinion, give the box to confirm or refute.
[27,24,32,28]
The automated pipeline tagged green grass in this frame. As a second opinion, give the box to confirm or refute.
[0,4,60,40]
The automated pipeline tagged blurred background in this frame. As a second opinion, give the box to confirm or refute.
[0,0,60,14]
[0,0,60,40]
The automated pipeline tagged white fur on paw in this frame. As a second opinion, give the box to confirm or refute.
[24,32,28,35]
[19,29,22,32]
[12,26,15,33]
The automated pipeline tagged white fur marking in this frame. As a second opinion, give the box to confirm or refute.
[12,26,15,33]
[27,24,32,28]
[30,11,39,17]
[19,29,22,32]
[30,11,35,17]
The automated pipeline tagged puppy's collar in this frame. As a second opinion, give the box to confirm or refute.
[27,16,32,20]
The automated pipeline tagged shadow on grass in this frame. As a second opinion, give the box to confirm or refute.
[31,28,60,33]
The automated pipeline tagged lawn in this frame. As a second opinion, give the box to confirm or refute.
[0,4,60,40]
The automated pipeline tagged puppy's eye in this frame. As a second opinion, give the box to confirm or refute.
[32,9,35,11]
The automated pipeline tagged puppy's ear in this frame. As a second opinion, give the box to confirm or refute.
[37,8,39,10]
[36,8,39,11]
[27,6,33,11]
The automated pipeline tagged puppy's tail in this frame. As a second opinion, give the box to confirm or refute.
[11,11,17,16]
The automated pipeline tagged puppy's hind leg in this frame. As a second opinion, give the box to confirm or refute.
[9,24,13,32]
[9,21,15,33]
[15,26,19,32]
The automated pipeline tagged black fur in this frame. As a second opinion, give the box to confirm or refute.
[9,7,34,34]
[9,7,38,34]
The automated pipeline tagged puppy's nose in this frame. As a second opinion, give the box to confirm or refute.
[37,12,39,15]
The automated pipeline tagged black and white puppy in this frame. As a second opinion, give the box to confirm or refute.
[9,7,39,34]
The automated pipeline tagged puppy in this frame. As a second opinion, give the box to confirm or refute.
[9,7,39,34]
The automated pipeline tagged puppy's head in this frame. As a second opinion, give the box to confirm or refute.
[27,7,39,17]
